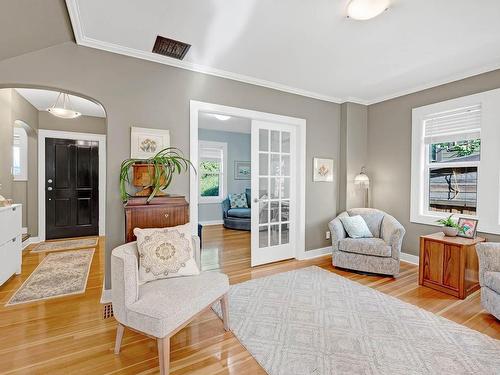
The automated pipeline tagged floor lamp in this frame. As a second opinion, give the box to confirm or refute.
[354,167,370,207]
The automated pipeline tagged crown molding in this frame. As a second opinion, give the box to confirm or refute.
[65,0,500,107]
[362,61,500,105]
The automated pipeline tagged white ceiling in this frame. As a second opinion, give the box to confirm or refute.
[15,88,106,117]
[66,0,500,104]
[199,112,251,134]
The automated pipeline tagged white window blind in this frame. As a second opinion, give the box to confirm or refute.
[199,147,223,161]
[423,104,481,144]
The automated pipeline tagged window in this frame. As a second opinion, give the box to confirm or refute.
[12,127,28,181]
[411,89,500,234]
[425,105,481,216]
[198,141,227,203]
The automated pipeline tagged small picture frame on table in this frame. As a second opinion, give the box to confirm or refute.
[457,218,478,238]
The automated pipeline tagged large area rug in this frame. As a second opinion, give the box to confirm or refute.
[213,266,500,375]
[31,237,98,253]
[6,249,94,306]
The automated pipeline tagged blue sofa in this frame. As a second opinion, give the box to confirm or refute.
[222,188,251,231]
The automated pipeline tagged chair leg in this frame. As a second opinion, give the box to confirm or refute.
[220,293,230,331]
[114,323,125,354]
[157,336,170,375]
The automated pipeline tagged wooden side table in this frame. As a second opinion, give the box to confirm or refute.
[419,232,485,299]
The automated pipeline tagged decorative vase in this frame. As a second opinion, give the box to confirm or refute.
[132,163,167,197]
[442,226,458,237]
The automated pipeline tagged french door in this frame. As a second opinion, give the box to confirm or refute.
[251,120,296,266]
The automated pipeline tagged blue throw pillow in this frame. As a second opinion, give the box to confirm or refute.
[229,193,248,208]
[340,215,373,239]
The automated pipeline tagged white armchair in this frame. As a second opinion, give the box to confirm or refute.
[476,243,500,320]
[328,208,405,276]
[111,235,230,375]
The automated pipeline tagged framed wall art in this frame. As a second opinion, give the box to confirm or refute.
[234,161,251,180]
[313,158,334,182]
[130,126,170,159]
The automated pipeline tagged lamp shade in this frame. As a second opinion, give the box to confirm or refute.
[347,0,390,20]
[47,92,81,119]
[354,168,370,187]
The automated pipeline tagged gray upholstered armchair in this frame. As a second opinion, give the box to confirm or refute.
[476,243,500,320]
[111,236,230,375]
[328,208,405,276]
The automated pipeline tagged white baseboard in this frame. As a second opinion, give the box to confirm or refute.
[400,252,419,265]
[298,246,331,260]
[299,247,419,265]
[22,236,41,250]
[199,220,224,226]
[100,286,112,304]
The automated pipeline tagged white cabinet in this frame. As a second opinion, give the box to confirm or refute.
[0,204,22,286]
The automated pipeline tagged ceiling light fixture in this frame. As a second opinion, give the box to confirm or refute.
[347,0,390,20]
[47,92,82,119]
[213,114,231,121]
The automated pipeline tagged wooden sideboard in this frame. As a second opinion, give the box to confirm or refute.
[419,232,484,299]
[124,195,189,243]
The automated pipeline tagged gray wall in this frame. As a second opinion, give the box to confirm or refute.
[339,102,368,212]
[0,89,39,234]
[198,128,251,223]
[367,69,500,256]
[39,111,106,134]
[0,42,340,288]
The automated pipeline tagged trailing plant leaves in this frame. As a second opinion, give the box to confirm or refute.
[119,147,196,203]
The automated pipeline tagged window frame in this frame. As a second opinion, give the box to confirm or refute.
[411,89,500,235]
[12,127,28,181]
[198,140,227,204]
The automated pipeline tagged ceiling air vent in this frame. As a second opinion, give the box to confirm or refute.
[152,35,191,60]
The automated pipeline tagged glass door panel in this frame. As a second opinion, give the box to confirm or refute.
[251,120,295,266]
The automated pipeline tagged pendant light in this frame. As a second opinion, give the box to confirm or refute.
[47,92,82,119]
[347,0,390,20]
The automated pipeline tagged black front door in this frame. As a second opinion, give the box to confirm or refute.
[45,138,99,240]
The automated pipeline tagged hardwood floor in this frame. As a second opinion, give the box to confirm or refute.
[0,226,498,374]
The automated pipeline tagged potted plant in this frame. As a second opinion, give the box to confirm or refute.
[436,214,464,237]
[119,147,195,203]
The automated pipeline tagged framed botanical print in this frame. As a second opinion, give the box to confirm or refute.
[235,161,251,180]
[130,126,170,159]
[313,158,334,182]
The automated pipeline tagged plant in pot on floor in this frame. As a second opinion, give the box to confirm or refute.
[436,215,465,237]
[120,147,195,203]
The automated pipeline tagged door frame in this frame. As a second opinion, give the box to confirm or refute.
[38,129,106,241]
[189,100,307,260]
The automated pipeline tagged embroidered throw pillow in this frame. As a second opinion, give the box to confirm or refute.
[340,215,373,239]
[134,223,200,284]
[229,193,248,208]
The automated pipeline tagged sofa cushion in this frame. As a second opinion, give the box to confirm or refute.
[227,208,251,218]
[338,238,392,257]
[245,188,251,208]
[229,193,248,208]
[483,271,500,293]
[347,209,384,238]
[127,272,229,338]
[340,215,373,239]
[134,224,200,284]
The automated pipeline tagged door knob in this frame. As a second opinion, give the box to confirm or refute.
[47,187,53,191]
[47,179,53,183]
